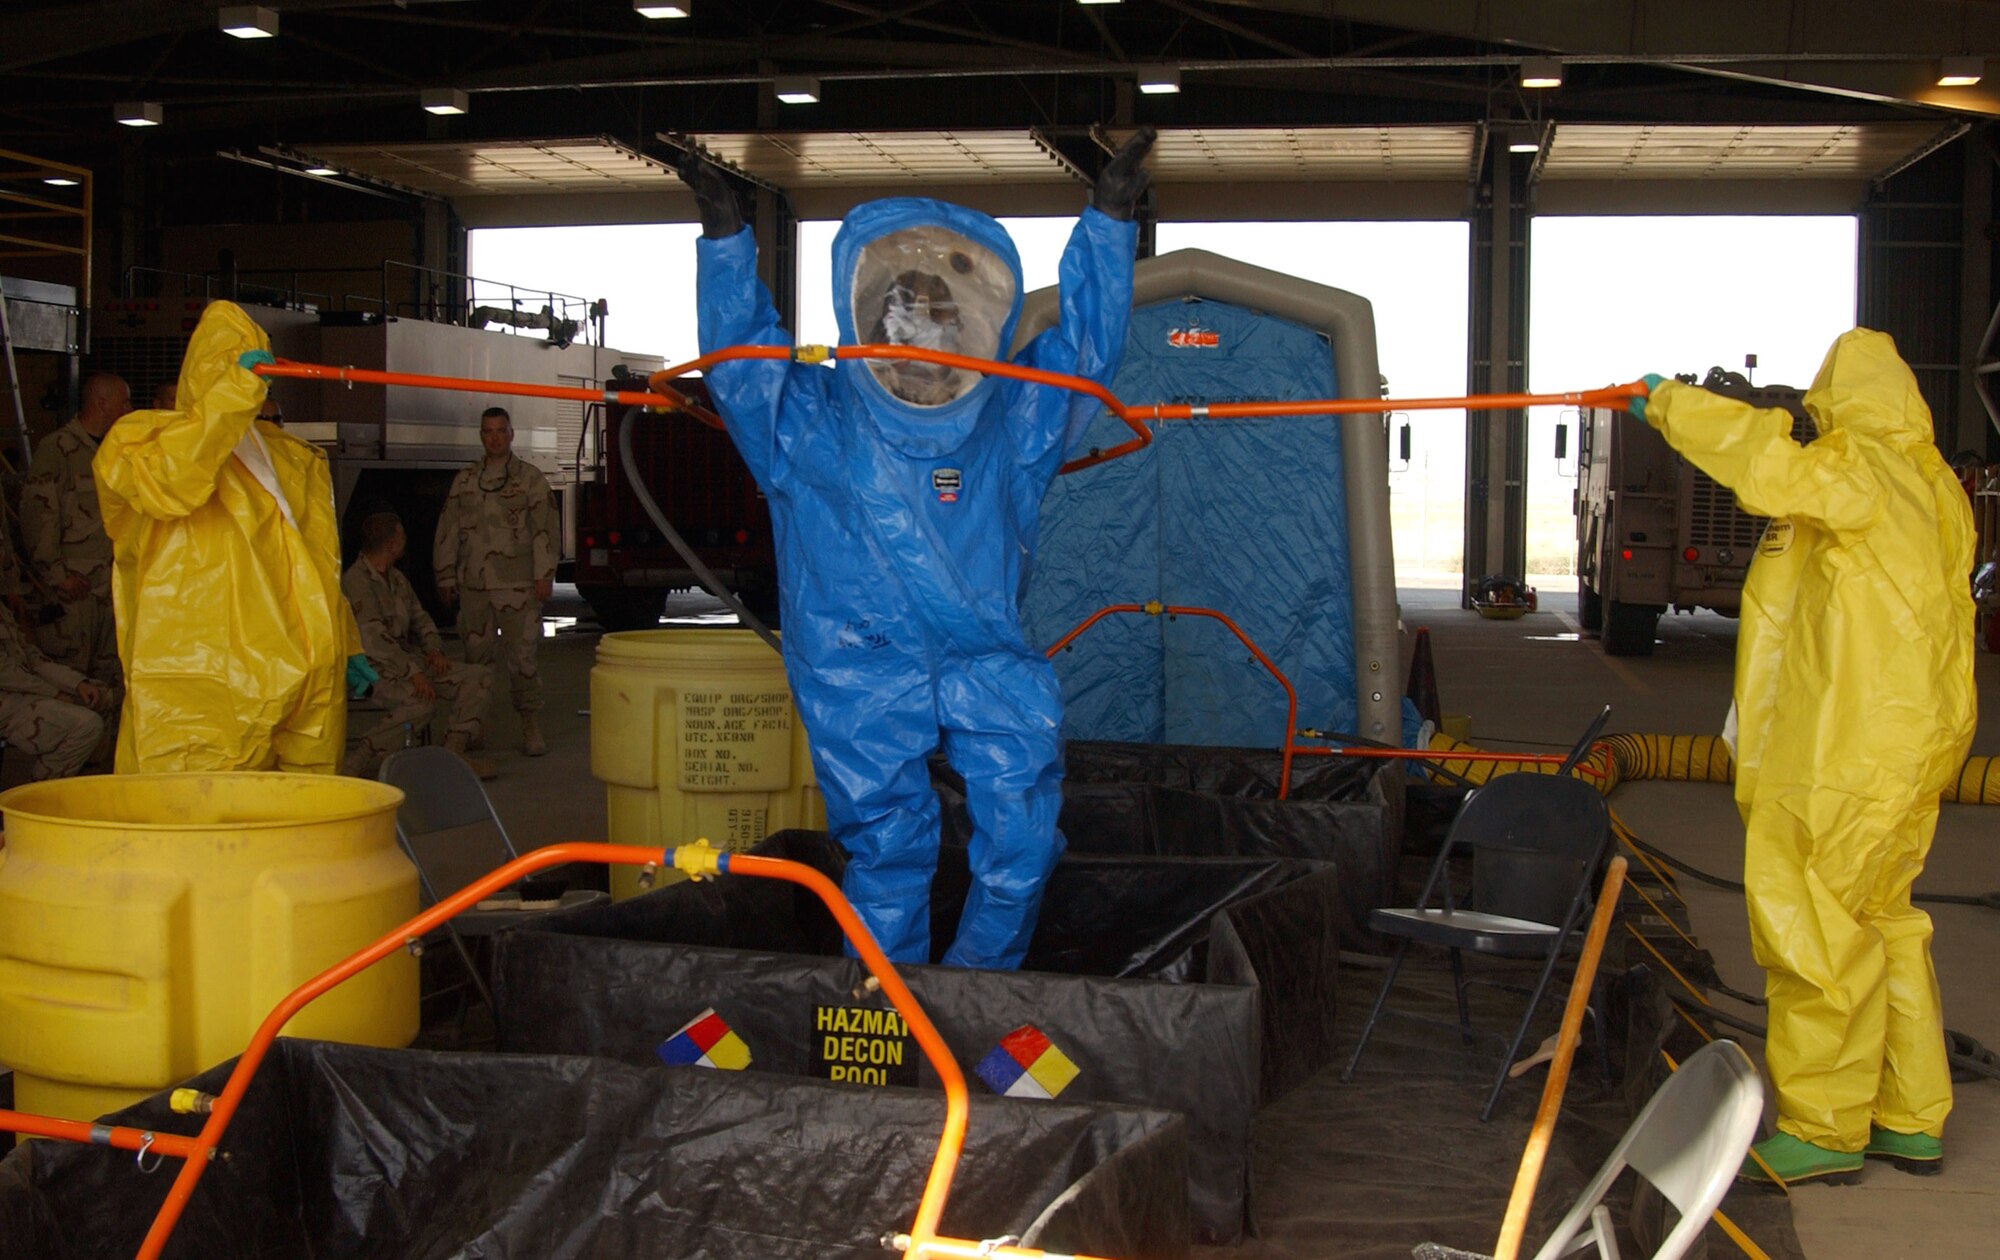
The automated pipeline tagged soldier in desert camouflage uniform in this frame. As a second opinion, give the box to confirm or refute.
[0,597,115,779]
[433,406,555,756]
[21,373,124,703]
[342,509,494,778]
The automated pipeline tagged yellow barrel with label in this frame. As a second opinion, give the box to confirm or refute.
[592,629,822,898]
[0,773,419,1124]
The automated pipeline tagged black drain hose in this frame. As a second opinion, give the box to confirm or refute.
[616,405,782,656]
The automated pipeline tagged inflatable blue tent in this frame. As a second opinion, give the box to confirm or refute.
[1015,249,1405,748]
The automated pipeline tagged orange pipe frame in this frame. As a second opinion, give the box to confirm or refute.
[0,842,1089,1260]
[1043,603,1574,791]
[256,348,1647,477]
[1045,602,1301,797]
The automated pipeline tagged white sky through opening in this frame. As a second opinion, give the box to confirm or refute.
[1524,215,1858,579]
[470,222,705,364]
[471,214,1856,586]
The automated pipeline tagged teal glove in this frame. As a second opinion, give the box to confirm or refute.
[1627,373,1666,421]
[237,348,276,373]
[346,654,379,699]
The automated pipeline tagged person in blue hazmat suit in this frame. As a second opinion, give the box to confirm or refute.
[1633,329,1976,1184]
[674,128,1154,969]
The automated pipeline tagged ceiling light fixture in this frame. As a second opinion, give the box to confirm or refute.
[1938,56,1984,87]
[1508,140,1541,153]
[1077,1,1123,6]
[218,6,279,39]
[115,101,163,127]
[774,75,820,105]
[1520,57,1564,89]
[421,88,469,115]
[43,176,80,187]
[1136,65,1181,95]
[633,2,690,17]
[304,165,338,176]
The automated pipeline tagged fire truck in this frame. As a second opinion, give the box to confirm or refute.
[1573,368,1812,655]
[87,286,683,617]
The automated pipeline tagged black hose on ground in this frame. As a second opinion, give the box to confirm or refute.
[617,406,782,656]
[1667,993,2000,1084]
[1621,830,1997,911]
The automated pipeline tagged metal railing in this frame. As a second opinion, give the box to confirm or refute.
[118,261,606,346]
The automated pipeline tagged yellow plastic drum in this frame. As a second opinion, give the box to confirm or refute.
[0,773,419,1123]
[592,629,822,898]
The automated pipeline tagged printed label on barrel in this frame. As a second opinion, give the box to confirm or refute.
[677,689,794,790]
[718,805,769,853]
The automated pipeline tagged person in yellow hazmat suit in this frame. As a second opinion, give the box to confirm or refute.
[94,301,369,773]
[1635,328,1976,1185]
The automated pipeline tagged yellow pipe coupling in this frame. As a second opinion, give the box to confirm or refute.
[672,839,724,881]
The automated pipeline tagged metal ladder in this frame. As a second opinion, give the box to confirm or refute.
[0,284,31,468]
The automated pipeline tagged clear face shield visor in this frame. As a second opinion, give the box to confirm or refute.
[850,225,1014,407]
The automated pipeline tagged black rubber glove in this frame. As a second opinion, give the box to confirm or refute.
[1090,125,1157,221]
[675,151,743,239]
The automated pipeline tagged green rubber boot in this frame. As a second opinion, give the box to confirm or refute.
[1737,1132,1865,1187]
[1865,1126,1943,1176]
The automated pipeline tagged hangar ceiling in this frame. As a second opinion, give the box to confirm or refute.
[4,1,1999,192]
[290,121,1964,205]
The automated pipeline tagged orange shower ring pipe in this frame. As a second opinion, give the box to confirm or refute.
[255,350,1648,475]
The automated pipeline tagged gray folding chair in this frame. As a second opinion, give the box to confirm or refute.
[1343,771,1614,1119]
[1528,1039,1765,1260]
[378,746,605,1010]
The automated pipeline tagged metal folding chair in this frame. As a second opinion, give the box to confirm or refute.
[378,746,604,1012]
[1343,769,1614,1119]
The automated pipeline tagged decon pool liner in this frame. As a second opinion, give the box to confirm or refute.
[935,740,1405,951]
[491,830,1345,1242]
[0,1038,1189,1260]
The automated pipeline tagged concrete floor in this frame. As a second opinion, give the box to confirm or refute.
[1400,588,2000,1258]
[7,582,1987,1253]
[489,584,1999,1255]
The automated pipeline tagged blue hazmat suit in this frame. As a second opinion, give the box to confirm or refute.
[696,199,1136,968]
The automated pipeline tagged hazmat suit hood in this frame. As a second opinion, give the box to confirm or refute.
[832,198,1023,457]
[169,300,268,416]
[1801,328,1934,446]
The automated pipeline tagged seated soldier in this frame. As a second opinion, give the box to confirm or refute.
[341,508,494,778]
[0,607,115,780]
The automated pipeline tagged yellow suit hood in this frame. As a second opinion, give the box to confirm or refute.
[1801,327,1935,446]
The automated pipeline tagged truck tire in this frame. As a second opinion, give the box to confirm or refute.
[1602,601,1660,657]
[581,586,668,632]
[1577,584,1604,635]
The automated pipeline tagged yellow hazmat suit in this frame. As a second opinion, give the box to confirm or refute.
[95,301,361,773]
[1644,329,1976,1150]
